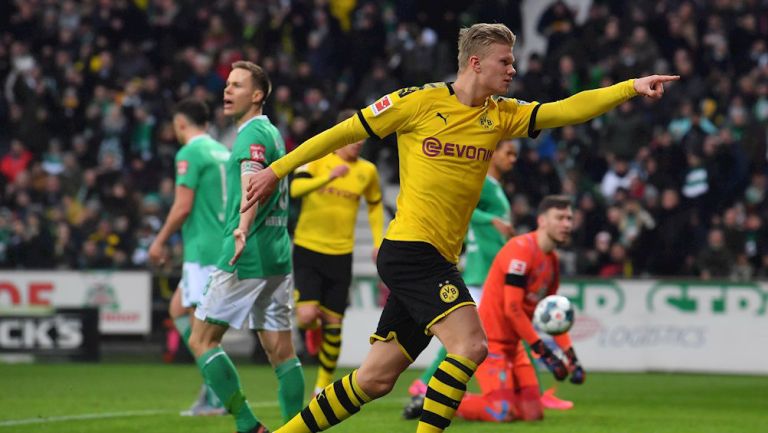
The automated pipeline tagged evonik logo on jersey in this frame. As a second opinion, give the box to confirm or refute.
[421,137,494,161]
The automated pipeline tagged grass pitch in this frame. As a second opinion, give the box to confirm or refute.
[0,362,765,433]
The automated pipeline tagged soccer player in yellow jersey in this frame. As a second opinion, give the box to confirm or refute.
[291,109,384,396]
[242,23,678,433]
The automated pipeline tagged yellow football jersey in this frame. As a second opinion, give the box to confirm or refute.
[357,82,540,263]
[271,80,636,263]
[292,152,383,255]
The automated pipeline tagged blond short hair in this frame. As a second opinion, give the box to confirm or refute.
[231,60,272,101]
[457,23,516,71]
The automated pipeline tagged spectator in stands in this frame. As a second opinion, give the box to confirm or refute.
[600,100,647,160]
[649,188,695,275]
[600,242,629,278]
[537,0,576,59]
[696,228,733,280]
[0,139,33,183]
[1,0,767,279]
[601,157,638,201]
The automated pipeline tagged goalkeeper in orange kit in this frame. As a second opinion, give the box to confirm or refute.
[456,195,585,422]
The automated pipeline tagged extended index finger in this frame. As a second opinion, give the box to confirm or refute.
[656,75,680,82]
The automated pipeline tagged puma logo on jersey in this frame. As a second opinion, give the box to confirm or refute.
[436,112,449,124]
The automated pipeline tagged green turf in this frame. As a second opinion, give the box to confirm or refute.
[0,362,765,433]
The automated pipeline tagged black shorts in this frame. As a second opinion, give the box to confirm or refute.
[373,239,475,362]
[293,244,353,317]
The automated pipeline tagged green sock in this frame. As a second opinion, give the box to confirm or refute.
[174,315,223,408]
[419,346,447,384]
[173,315,192,345]
[275,357,305,422]
[197,347,260,432]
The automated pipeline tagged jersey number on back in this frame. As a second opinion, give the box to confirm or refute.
[278,177,289,210]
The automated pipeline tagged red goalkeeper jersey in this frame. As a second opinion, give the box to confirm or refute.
[479,232,570,348]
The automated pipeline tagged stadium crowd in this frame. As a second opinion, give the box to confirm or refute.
[1,0,767,279]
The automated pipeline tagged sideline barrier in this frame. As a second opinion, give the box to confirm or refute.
[0,308,100,361]
[341,277,768,373]
[0,271,151,335]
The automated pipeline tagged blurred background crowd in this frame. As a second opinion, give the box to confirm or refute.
[1,0,768,280]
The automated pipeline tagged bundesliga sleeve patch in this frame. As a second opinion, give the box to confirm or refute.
[249,144,266,163]
[176,160,188,175]
[370,95,393,116]
[508,259,527,275]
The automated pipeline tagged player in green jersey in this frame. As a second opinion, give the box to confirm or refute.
[188,61,304,433]
[149,98,230,416]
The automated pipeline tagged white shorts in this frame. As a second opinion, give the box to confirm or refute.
[195,270,293,331]
[180,262,217,308]
[468,286,483,305]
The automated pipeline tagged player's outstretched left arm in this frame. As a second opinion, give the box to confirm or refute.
[534,75,679,131]
[290,164,349,199]
[242,115,369,213]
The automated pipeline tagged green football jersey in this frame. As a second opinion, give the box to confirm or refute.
[217,115,291,278]
[463,176,511,286]
[175,134,230,266]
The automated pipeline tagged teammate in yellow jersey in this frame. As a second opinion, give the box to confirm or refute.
[242,23,678,433]
[291,109,384,397]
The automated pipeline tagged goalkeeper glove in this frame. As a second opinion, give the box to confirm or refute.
[530,340,567,381]
[565,347,586,384]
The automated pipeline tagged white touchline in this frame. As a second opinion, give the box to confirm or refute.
[0,398,411,428]
[0,410,169,427]
[0,402,279,428]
